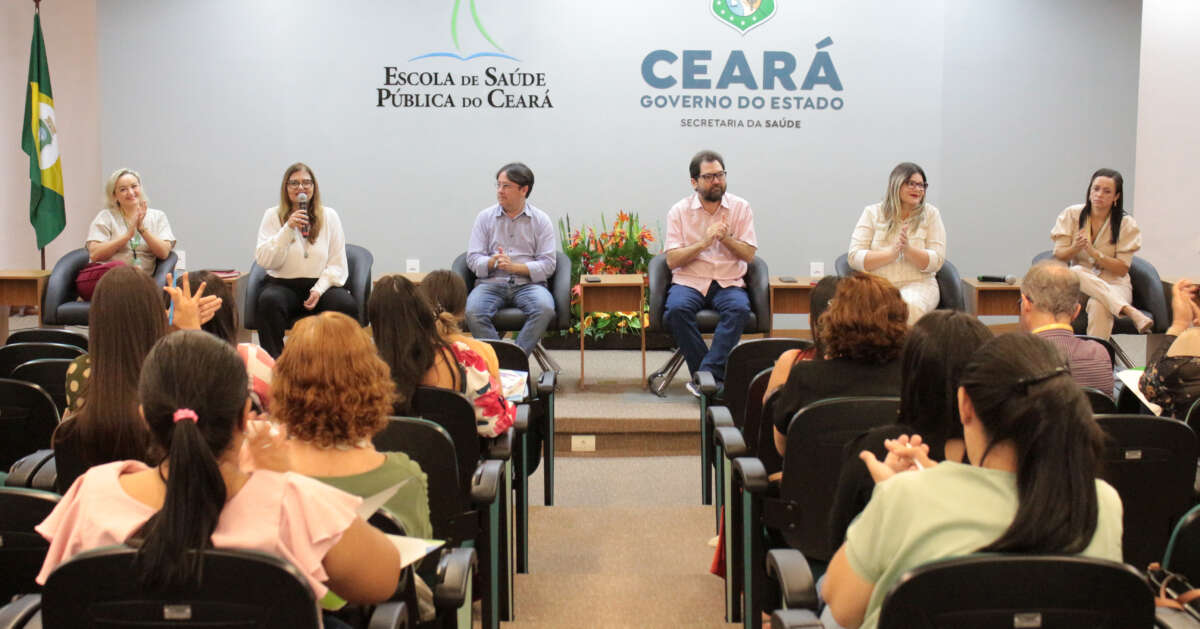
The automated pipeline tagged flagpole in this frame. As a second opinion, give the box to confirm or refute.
[34,0,43,270]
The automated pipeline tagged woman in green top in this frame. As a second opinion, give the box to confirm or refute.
[270,311,432,540]
[822,333,1123,629]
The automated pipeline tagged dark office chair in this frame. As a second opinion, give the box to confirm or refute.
[29,545,408,628]
[5,329,87,351]
[1032,251,1170,334]
[732,396,901,625]
[374,416,508,628]
[1164,504,1200,586]
[0,379,59,472]
[834,253,965,311]
[878,554,1153,628]
[1095,414,1199,569]
[42,248,177,326]
[11,358,74,416]
[645,253,771,396]
[451,251,572,375]
[242,243,374,329]
[1082,386,1118,414]
[703,339,808,509]
[0,343,83,379]
[0,487,59,602]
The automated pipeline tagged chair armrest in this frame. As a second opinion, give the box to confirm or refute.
[715,426,748,459]
[767,549,820,611]
[733,457,769,494]
[151,251,179,286]
[368,601,408,629]
[697,371,719,396]
[537,370,555,396]
[647,254,670,332]
[747,256,771,333]
[470,459,504,504]
[0,594,41,629]
[434,547,477,610]
[512,405,530,433]
[43,249,90,325]
[769,609,825,628]
[550,250,573,330]
[708,405,734,430]
[487,428,514,461]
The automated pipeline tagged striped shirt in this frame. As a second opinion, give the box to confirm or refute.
[1034,325,1114,396]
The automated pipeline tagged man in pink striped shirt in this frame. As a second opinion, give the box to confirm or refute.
[664,150,758,395]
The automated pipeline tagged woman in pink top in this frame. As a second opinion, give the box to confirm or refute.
[37,331,401,610]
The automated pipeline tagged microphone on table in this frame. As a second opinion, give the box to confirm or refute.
[977,274,1017,285]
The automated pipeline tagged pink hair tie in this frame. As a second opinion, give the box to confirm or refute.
[173,408,199,424]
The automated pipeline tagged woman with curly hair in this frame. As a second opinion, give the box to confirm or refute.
[272,312,432,540]
[772,272,908,455]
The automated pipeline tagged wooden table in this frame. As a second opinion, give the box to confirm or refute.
[578,274,645,389]
[398,272,428,285]
[962,277,1022,316]
[768,276,819,335]
[0,270,51,342]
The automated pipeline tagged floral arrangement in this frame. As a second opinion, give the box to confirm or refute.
[558,212,659,339]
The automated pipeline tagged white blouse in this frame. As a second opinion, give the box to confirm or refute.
[254,206,348,296]
[85,208,176,274]
[848,202,947,287]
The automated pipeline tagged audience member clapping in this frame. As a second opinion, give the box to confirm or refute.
[821,333,1123,629]
[828,310,992,548]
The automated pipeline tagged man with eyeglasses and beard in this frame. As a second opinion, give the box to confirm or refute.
[664,150,758,396]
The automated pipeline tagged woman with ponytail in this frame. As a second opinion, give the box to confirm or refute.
[369,272,513,437]
[821,333,1123,629]
[36,331,401,609]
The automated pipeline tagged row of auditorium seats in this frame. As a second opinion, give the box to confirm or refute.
[0,327,557,627]
[698,332,1199,627]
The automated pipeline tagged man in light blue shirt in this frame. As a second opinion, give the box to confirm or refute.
[465,162,557,355]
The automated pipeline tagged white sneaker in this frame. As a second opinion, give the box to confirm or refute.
[1131,310,1154,334]
[686,380,702,398]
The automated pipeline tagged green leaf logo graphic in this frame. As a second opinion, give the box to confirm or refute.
[710,0,777,34]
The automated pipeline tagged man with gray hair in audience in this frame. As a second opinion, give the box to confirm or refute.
[1018,260,1114,395]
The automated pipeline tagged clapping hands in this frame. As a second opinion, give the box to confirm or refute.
[860,433,937,483]
[706,220,729,245]
[1169,279,1200,332]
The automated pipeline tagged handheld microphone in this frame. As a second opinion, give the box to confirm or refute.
[296,193,310,239]
[977,274,1017,285]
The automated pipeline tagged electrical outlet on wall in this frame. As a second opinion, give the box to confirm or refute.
[571,435,596,452]
[176,249,187,271]
[810,261,824,277]
[406,259,420,273]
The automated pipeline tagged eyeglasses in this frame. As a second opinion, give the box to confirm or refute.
[903,180,929,191]
[496,182,520,191]
[698,171,727,182]
[287,180,314,190]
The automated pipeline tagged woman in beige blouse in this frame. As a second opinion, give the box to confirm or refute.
[86,169,176,274]
[1051,168,1151,338]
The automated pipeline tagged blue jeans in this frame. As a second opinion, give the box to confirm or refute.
[465,281,555,355]
[664,281,750,382]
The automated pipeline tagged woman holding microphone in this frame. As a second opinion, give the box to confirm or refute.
[254,163,357,357]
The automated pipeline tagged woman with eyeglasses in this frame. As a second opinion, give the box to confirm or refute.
[821,333,1122,629]
[254,162,357,357]
[847,162,946,325]
[1050,168,1151,338]
[85,168,176,274]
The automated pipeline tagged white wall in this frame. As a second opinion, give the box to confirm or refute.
[87,0,1141,280]
[1,0,100,270]
[1134,0,1200,279]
